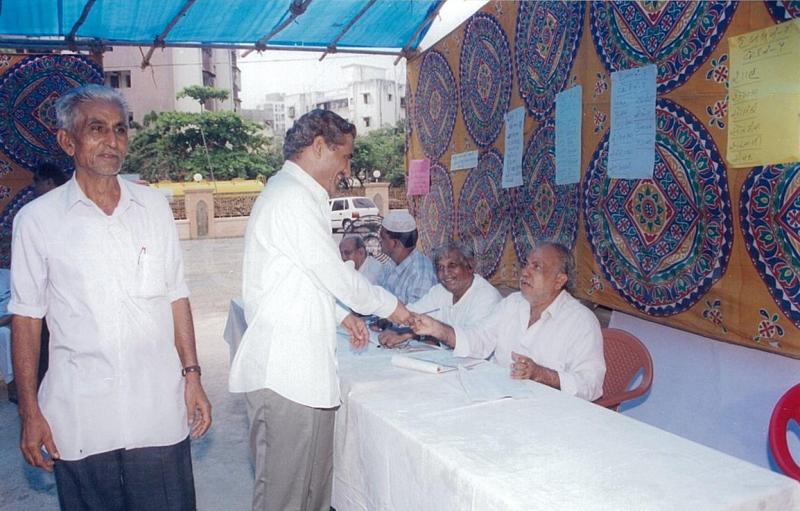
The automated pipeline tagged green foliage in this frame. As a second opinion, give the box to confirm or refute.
[177,85,230,107]
[123,110,283,182]
[351,120,406,186]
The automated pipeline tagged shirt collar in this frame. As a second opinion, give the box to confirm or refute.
[540,289,570,320]
[282,160,329,202]
[64,174,144,215]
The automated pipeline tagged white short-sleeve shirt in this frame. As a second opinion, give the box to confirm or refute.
[9,176,190,461]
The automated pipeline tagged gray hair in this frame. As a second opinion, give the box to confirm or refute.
[55,84,129,134]
[340,235,365,250]
[432,240,475,268]
[283,109,356,160]
[532,240,576,293]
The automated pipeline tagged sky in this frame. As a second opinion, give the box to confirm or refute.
[237,0,488,108]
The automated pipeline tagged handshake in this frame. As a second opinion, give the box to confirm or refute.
[342,302,450,350]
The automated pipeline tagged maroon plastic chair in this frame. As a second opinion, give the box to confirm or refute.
[594,328,654,411]
[769,383,800,480]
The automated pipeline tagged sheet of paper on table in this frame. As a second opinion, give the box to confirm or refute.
[391,350,486,374]
[458,363,535,402]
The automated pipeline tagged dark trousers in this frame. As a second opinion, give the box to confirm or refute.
[53,436,196,511]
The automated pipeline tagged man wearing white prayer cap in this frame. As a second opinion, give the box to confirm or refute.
[378,210,437,304]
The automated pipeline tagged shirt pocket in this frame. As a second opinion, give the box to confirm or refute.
[131,240,168,298]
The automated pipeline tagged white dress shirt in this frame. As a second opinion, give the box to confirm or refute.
[229,161,398,408]
[9,176,190,460]
[359,255,384,284]
[409,274,501,328]
[454,290,605,401]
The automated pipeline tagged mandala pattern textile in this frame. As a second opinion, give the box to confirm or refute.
[515,1,583,120]
[0,55,102,170]
[416,162,454,256]
[765,0,800,22]
[459,12,512,148]
[740,162,800,329]
[590,1,737,93]
[457,149,510,278]
[512,120,578,263]
[414,51,457,160]
[583,99,733,316]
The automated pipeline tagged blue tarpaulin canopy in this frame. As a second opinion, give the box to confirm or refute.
[0,0,444,60]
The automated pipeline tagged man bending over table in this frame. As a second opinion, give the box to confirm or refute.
[379,240,502,348]
[410,241,605,401]
[229,109,411,511]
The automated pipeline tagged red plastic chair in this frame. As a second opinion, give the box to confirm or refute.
[594,328,654,411]
[769,383,800,480]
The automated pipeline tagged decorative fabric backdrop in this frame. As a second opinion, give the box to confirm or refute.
[0,54,101,267]
[512,119,578,262]
[457,149,510,278]
[414,50,457,160]
[415,162,454,256]
[405,1,800,357]
[459,12,512,148]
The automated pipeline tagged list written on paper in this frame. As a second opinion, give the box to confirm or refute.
[502,107,525,189]
[608,64,656,179]
[727,18,800,167]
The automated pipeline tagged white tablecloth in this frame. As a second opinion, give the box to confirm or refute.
[224,299,800,510]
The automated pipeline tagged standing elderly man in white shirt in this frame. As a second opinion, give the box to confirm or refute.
[411,241,606,401]
[9,84,211,510]
[379,240,502,348]
[229,109,411,511]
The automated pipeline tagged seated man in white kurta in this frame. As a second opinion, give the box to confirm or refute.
[379,241,501,348]
[411,241,605,401]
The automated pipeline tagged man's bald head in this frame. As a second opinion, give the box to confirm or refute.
[339,236,367,269]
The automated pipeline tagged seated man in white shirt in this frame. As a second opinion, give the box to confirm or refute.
[339,235,383,284]
[411,241,606,401]
[379,240,502,348]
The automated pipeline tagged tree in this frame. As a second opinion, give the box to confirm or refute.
[351,120,406,187]
[123,110,283,182]
[176,85,230,110]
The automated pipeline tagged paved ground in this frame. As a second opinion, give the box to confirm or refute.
[0,237,254,510]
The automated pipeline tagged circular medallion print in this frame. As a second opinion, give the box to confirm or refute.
[416,162,454,255]
[765,1,800,22]
[515,1,584,120]
[0,186,35,268]
[0,55,102,170]
[590,1,737,93]
[414,51,457,160]
[457,150,511,278]
[512,120,579,263]
[741,163,800,328]
[459,13,512,148]
[583,99,733,316]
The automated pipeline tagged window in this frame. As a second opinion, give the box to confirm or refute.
[353,198,376,208]
[400,97,406,108]
[363,117,371,127]
[104,70,131,89]
[332,200,346,211]
[362,93,370,104]
[388,93,393,101]
[128,112,135,125]
[288,106,295,118]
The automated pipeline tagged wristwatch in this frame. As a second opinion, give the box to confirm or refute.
[182,365,202,377]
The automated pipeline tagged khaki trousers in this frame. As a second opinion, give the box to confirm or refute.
[245,388,335,511]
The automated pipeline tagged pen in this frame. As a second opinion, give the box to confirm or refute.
[417,308,440,316]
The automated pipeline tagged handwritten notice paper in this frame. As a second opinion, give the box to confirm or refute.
[407,158,431,196]
[608,64,656,179]
[450,150,479,171]
[555,86,582,185]
[728,19,800,167]
[502,107,525,188]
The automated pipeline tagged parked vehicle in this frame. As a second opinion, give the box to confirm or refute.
[329,196,380,231]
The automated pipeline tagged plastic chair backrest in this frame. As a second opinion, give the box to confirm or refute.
[594,328,654,411]
[769,383,800,480]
